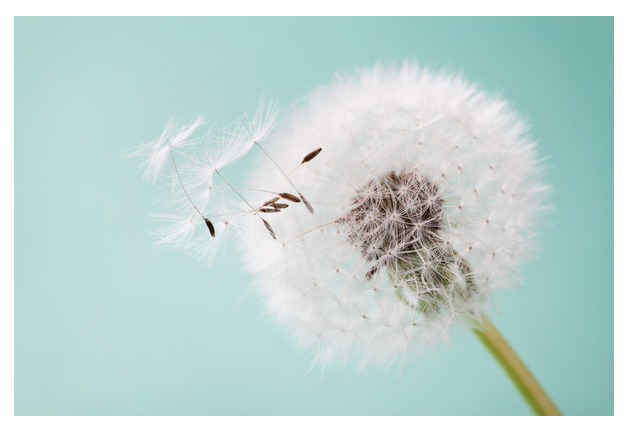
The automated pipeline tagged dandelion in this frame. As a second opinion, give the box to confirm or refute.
[132,62,559,415]
[239,63,558,414]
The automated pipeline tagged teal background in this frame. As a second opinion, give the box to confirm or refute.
[14,17,614,415]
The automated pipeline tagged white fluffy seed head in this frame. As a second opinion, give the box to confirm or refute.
[240,63,549,367]
[132,62,549,368]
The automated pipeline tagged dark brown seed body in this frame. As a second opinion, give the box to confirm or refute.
[203,218,216,238]
[262,197,280,206]
[301,194,314,213]
[271,203,289,209]
[259,208,281,213]
[302,147,322,163]
[279,193,301,203]
[262,219,276,239]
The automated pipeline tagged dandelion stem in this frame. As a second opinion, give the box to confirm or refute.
[472,316,561,416]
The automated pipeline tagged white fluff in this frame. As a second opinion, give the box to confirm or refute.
[128,115,207,184]
[132,63,549,368]
[129,98,279,264]
[239,63,549,367]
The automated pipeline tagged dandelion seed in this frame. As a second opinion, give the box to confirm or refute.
[262,219,277,239]
[279,193,301,203]
[262,197,280,206]
[271,203,289,209]
[302,147,323,163]
[203,217,216,238]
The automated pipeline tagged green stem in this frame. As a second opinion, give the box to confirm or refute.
[472,316,561,416]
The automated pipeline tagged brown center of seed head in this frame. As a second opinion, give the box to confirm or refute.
[340,171,446,276]
[339,171,476,315]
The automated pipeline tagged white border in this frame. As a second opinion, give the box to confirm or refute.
[6,1,622,17]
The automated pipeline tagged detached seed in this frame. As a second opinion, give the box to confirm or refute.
[302,147,322,163]
[271,203,289,209]
[262,197,279,206]
[203,218,215,238]
[301,194,314,213]
[262,219,276,239]
[279,193,301,203]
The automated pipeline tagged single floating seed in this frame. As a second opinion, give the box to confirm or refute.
[203,218,215,238]
[279,193,301,203]
[301,194,314,213]
[262,219,276,239]
[302,147,322,163]
[259,208,281,213]
[262,197,280,206]
[271,203,289,209]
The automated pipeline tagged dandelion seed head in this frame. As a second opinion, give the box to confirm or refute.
[132,62,549,368]
[241,63,549,367]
